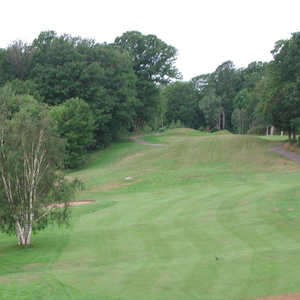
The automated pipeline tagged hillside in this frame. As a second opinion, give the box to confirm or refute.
[1,129,300,300]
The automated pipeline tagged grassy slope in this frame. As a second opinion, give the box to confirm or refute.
[1,129,300,299]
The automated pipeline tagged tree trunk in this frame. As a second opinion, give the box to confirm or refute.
[222,111,226,129]
[217,115,220,130]
[16,221,32,246]
[270,126,274,135]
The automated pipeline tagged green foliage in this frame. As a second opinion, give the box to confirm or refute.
[209,60,240,129]
[167,119,185,129]
[114,31,181,127]
[7,78,42,101]
[247,125,266,135]
[0,91,79,246]
[233,89,249,110]
[51,98,95,168]
[199,88,222,128]
[0,83,38,119]
[264,32,300,138]
[194,61,266,133]
[114,31,181,84]
[164,81,204,129]
[231,108,249,134]
[28,31,138,146]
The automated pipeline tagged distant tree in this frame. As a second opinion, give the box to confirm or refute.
[6,40,34,80]
[114,31,181,128]
[114,31,180,84]
[0,49,11,85]
[165,81,204,128]
[199,88,222,129]
[232,89,250,134]
[264,32,300,139]
[191,73,210,93]
[151,86,168,130]
[209,61,240,129]
[240,61,266,90]
[51,98,95,168]
[0,89,79,246]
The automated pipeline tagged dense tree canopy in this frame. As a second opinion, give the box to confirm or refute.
[114,31,181,127]
[164,81,204,129]
[114,31,181,84]
[263,32,300,138]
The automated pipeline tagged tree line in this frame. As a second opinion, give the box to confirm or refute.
[0,30,181,168]
[0,30,299,169]
[163,32,300,140]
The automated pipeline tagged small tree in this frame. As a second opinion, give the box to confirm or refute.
[0,92,79,246]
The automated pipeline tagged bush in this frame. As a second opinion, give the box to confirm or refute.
[51,98,95,168]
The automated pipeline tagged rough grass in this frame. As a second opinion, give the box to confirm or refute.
[1,128,300,300]
[284,142,300,154]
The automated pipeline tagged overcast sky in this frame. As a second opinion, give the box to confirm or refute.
[1,0,299,80]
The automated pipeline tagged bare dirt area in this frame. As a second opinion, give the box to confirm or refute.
[48,200,94,208]
[254,293,300,300]
[130,135,164,146]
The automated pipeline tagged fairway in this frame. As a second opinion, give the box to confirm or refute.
[1,129,300,300]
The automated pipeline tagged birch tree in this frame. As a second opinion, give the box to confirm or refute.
[0,93,79,246]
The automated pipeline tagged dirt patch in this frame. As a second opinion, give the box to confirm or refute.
[130,135,164,147]
[48,200,94,208]
[269,146,300,164]
[284,143,300,155]
[253,293,300,300]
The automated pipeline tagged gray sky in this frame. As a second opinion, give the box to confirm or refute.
[1,0,299,80]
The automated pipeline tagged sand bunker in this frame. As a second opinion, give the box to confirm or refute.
[48,200,94,208]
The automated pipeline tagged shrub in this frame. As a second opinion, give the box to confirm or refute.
[51,98,95,168]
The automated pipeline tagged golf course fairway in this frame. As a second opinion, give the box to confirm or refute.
[1,129,300,300]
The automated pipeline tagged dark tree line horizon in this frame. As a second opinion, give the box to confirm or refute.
[0,30,299,168]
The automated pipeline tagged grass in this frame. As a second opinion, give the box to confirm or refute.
[1,129,300,299]
[258,135,289,142]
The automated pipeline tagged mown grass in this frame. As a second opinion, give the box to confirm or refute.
[1,129,300,300]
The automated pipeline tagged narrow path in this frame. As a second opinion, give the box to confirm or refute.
[130,135,164,147]
[269,146,300,164]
